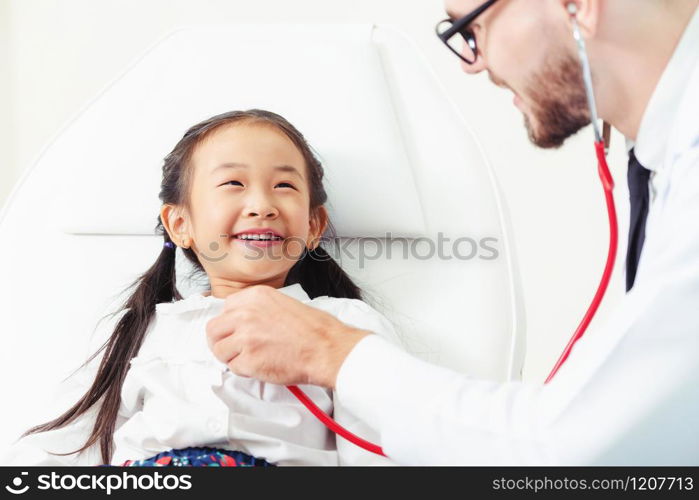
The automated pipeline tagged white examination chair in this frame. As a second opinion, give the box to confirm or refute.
[0,25,525,452]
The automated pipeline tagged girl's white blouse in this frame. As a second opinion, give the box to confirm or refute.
[1,284,400,466]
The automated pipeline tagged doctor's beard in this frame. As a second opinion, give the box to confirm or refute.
[522,53,591,149]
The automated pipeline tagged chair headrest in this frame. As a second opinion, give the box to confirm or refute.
[56,25,426,238]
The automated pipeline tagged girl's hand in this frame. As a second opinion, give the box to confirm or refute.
[205,285,370,388]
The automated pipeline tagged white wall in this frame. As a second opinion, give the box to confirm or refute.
[0,0,629,382]
[0,0,15,205]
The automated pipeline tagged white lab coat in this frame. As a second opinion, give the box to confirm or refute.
[335,6,699,465]
[1,283,399,466]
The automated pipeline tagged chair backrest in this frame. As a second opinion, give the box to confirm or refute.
[0,24,525,449]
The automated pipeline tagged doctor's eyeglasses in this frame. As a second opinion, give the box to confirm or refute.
[435,0,499,64]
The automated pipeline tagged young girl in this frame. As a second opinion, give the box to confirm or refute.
[1,110,399,466]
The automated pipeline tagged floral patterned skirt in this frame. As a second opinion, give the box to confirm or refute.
[113,446,274,467]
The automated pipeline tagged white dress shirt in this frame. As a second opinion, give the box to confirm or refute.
[335,6,699,465]
[1,283,399,466]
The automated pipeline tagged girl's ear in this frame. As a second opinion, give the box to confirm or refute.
[160,204,193,249]
[307,206,329,250]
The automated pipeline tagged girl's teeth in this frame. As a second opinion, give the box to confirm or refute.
[236,234,282,240]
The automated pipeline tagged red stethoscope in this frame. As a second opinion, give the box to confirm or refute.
[287,3,618,457]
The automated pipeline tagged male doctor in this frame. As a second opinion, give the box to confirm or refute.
[206,0,699,464]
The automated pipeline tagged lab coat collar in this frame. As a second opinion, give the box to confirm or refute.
[634,6,699,172]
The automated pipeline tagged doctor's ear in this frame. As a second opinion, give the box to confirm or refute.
[160,204,193,249]
[559,0,601,38]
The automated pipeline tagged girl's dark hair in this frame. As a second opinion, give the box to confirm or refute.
[20,109,362,464]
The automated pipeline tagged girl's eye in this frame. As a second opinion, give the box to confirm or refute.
[224,180,243,187]
[276,182,296,189]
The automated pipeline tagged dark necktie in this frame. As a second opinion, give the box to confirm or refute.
[625,148,651,292]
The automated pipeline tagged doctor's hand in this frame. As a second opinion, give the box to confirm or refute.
[205,285,371,388]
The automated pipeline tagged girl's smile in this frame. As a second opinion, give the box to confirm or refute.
[231,228,286,247]
[161,120,327,297]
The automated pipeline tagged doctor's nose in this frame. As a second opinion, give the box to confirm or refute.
[461,51,487,74]
[462,58,486,74]
[459,33,487,74]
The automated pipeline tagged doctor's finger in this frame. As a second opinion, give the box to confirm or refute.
[222,284,275,312]
[226,354,254,379]
[205,310,247,345]
[209,329,243,365]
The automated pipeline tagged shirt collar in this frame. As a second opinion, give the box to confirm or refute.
[634,5,699,172]
[200,282,310,302]
[276,283,311,302]
[158,282,311,315]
